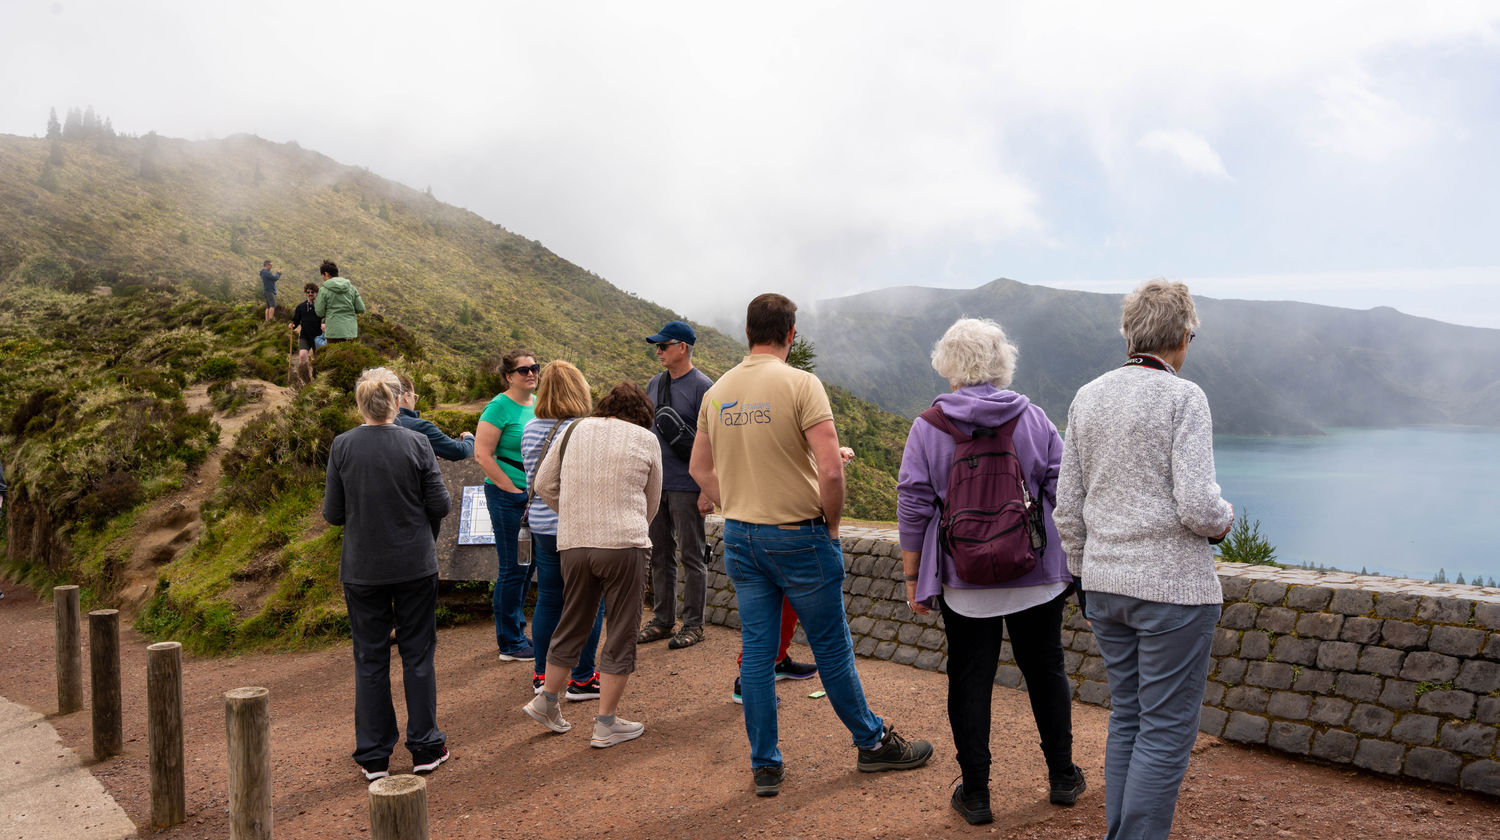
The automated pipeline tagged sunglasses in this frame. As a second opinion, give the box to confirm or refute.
[508,364,541,376]
[654,341,682,350]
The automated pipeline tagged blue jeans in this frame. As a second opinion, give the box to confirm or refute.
[1087,591,1219,840]
[721,519,883,769]
[484,483,534,653]
[531,530,604,681]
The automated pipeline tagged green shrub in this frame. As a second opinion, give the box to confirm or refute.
[197,355,238,382]
[77,471,142,523]
[1217,512,1278,566]
[315,342,385,393]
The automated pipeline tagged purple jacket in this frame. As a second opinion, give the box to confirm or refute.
[896,384,1070,608]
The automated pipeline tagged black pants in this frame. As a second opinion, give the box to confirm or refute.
[941,591,1074,791]
[344,573,444,766]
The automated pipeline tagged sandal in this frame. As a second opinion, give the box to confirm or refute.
[637,622,674,644]
[668,625,705,650]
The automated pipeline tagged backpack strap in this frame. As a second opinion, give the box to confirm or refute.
[918,405,966,441]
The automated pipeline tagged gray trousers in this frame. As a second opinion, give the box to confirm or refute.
[647,489,708,628]
[344,574,444,766]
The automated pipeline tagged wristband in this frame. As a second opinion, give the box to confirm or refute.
[904,573,919,582]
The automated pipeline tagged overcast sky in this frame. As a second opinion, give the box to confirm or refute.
[4,1,1498,328]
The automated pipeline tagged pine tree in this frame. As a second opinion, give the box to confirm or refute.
[46,108,61,139]
[1432,568,1448,584]
[1215,511,1277,565]
[1456,573,1466,585]
[787,335,817,373]
[63,107,82,138]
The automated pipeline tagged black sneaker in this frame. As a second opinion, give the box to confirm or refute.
[1049,765,1086,806]
[951,782,993,825]
[358,758,390,781]
[532,673,545,694]
[856,725,933,773]
[730,677,779,706]
[773,656,818,680]
[566,674,601,701]
[754,764,785,797]
[411,747,449,774]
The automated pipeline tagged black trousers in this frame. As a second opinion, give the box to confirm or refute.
[344,573,444,766]
[941,590,1074,791]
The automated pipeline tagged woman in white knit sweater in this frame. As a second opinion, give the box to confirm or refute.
[1055,279,1234,840]
[524,382,662,748]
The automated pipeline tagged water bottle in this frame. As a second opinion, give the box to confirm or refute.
[516,523,532,566]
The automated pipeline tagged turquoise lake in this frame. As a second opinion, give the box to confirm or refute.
[1211,427,1500,583]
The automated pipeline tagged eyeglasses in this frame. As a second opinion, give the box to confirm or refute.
[654,341,681,351]
[508,364,541,376]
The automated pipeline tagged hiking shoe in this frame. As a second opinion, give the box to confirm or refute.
[497,641,535,662]
[668,625,705,649]
[565,674,602,701]
[637,621,673,644]
[857,724,933,772]
[774,656,818,680]
[532,673,545,694]
[754,764,785,797]
[522,693,572,733]
[411,747,449,774]
[1049,765,1086,806]
[358,759,390,781]
[951,782,993,825]
[590,717,645,748]
[730,677,779,706]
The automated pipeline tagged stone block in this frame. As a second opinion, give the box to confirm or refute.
[873,641,897,661]
[851,537,875,555]
[1430,625,1486,658]
[1311,729,1358,764]
[1080,655,1108,682]
[1063,650,1083,672]
[866,580,896,600]
[1439,722,1498,756]
[1064,611,1091,631]
[1295,612,1343,640]
[1273,637,1320,666]
[1285,585,1334,611]
[1350,704,1395,737]
[917,628,945,650]
[1223,712,1269,744]
[1403,747,1462,786]
[855,636,878,657]
[1268,721,1313,755]
[1374,593,1420,620]
[1316,641,1359,671]
[848,616,875,637]
[1340,617,1383,645]
[726,610,741,629]
[1294,669,1335,695]
[1358,646,1406,677]
[1485,633,1500,660]
[1000,641,1014,662]
[873,620,899,642]
[1077,679,1111,707]
[1216,658,1246,684]
[1353,739,1406,775]
[1249,581,1288,605]
[846,596,874,616]
[1212,628,1242,657]
[1225,686,1269,713]
[1334,673,1382,702]
[896,623,924,645]
[1460,760,1500,796]
[1330,588,1375,616]
[995,665,1024,688]
[1074,633,1099,655]
[1381,621,1430,651]
[849,555,876,576]
[1267,691,1311,720]
[1401,652,1461,683]
[1417,596,1472,625]
[848,576,872,596]
[914,650,944,672]
[1311,696,1354,726]
[1474,602,1500,631]
[1256,607,1298,635]
[1220,575,1251,602]
[1220,602,1260,629]
[1477,695,1500,725]
[1457,660,1500,694]
[1391,714,1440,745]
[1246,662,1294,690]
[1417,690,1476,718]
[1240,631,1271,661]
[869,601,895,620]
[1379,679,1417,711]
[711,590,734,607]
[1203,681,1226,705]
[709,606,727,625]
[1199,706,1228,737]
[892,645,920,666]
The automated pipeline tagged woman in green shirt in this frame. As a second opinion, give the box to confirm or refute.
[475,348,540,660]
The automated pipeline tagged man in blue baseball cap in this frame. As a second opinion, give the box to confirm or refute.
[638,320,716,650]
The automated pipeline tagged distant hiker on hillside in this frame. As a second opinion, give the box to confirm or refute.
[260,260,281,322]
[896,317,1084,826]
[314,260,365,343]
[323,367,451,781]
[394,373,475,462]
[636,320,715,651]
[289,282,325,383]
[1055,279,1234,840]
[690,292,933,797]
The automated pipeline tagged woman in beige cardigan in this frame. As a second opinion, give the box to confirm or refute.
[524,382,663,748]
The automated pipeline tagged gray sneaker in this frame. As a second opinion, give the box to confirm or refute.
[856,724,933,772]
[590,717,645,748]
[522,693,571,733]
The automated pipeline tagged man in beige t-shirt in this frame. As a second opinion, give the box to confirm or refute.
[690,293,932,798]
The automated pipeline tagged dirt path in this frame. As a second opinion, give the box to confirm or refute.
[0,586,1496,839]
[116,380,291,612]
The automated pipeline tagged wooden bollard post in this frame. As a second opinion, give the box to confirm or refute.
[225,687,272,840]
[369,775,428,840]
[147,641,185,829]
[54,585,83,714]
[89,609,122,759]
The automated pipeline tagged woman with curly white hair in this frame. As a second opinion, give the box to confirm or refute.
[1055,279,1234,840]
[897,317,1084,826]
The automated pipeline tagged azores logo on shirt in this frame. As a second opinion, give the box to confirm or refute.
[713,398,772,426]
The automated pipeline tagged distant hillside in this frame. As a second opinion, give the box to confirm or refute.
[803,279,1500,435]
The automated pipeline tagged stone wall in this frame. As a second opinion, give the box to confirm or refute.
[699,518,1500,797]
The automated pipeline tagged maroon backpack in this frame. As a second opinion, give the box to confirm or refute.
[919,405,1044,586]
